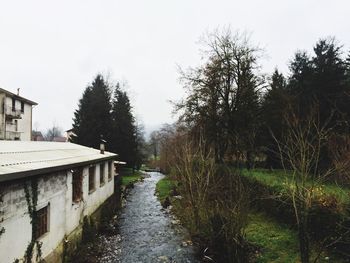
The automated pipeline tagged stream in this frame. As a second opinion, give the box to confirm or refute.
[98,172,199,263]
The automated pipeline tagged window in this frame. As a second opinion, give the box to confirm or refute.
[72,168,83,202]
[108,161,113,181]
[35,206,49,239]
[14,120,18,132]
[12,98,15,111]
[100,163,105,186]
[88,166,96,193]
[21,101,24,113]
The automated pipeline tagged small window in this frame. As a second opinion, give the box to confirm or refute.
[100,163,105,186]
[108,161,113,181]
[72,168,83,202]
[14,120,18,132]
[12,98,15,111]
[21,101,24,113]
[35,206,49,239]
[89,166,96,193]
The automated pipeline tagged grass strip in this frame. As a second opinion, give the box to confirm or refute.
[120,168,143,186]
[241,169,350,205]
[246,212,299,263]
[155,176,175,202]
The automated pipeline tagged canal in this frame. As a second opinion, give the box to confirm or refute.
[98,172,198,263]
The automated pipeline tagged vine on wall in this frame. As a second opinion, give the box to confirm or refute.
[24,178,43,263]
[0,186,5,238]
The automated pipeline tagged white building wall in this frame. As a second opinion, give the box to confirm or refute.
[36,172,67,259]
[0,183,32,263]
[0,160,114,263]
[18,103,33,141]
[65,169,84,235]
[3,96,33,141]
[85,162,114,216]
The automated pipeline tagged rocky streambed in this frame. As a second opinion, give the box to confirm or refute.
[97,172,198,263]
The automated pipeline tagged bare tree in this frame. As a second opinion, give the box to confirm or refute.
[45,123,63,141]
[177,28,265,164]
[173,135,216,229]
[273,106,350,263]
[169,132,249,262]
[149,130,160,160]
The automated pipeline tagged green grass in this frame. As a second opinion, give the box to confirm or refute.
[120,168,143,186]
[155,176,175,202]
[246,212,300,263]
[242,169,350,205]
[247,212,343,263]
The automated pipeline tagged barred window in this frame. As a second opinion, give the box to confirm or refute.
[100,163,105,186]
[89,166,96,193]
[72,168,83,202]
[108,161,113,181]
[35,206,49,239]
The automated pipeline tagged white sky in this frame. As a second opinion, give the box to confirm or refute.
[0,0,349,135]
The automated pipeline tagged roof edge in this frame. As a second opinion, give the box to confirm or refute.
[0,87,38,105]
[0,154,117,183]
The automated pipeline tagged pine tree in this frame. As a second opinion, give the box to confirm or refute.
[311,38,348,128]
[71,75,113,149]
[260,69,289,168]
[110,84,137,168]
[288,39,348,128]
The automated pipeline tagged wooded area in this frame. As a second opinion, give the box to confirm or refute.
[150,29,350,262]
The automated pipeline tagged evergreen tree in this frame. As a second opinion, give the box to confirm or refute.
[288,39,349,128]
[311,38,348,128]
[288,51,314,113]
[110,84,137,168]
[71,75,113,149]
[260,69,289,168]
[286,38,350,171]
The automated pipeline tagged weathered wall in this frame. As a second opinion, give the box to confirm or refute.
[0,94,6,139]
[0,161,114,263]
[0,181,32,262]
[3,96,33,141]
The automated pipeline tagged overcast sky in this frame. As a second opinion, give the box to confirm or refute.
[0,0,349,136]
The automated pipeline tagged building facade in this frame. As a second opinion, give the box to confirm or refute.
[0,141,117,263]
[0,88,37,141]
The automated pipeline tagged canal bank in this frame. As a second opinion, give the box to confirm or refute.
[69,172,198,263]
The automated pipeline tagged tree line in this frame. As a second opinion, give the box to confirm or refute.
[71,74,146,169]
[174,29,350,173]
[150,28,350,262]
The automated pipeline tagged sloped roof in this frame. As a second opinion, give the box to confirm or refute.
[0,141,117,183]
[0,87,38,105]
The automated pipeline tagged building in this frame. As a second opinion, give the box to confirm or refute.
[0,88,37,141]
[65,128,75,142]
[32,131,45,141]
[0,141,117,263]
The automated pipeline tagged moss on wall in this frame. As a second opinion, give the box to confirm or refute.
[44,191,120,263]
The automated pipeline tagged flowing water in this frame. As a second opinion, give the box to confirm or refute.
[99,172,198,263]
